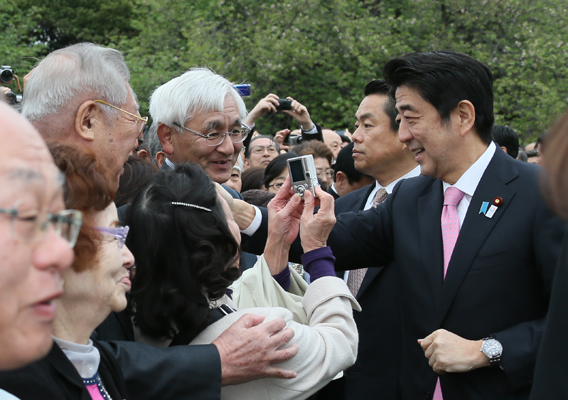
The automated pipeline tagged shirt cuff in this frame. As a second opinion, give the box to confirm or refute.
[301,246,336,282]
[240,206,262,236]
[301,124,317,134]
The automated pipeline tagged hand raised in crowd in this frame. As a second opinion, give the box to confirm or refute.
[243,93,280,126]
[300,186,336,253]
[274,128,291,152]
[265,176,304,274]
[213,313,298,385]
[283,97,315,131]
[418,329,489,374]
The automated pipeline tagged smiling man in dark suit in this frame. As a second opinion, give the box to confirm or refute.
[328,51,565,400]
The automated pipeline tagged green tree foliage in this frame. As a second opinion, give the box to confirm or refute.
[4,0,568,143]
[20,0,137,53]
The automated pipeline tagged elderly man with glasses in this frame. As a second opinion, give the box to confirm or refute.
[153,67,250,187]
[0,102,79,399]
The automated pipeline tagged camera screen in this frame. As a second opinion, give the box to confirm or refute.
[289,159,305,182]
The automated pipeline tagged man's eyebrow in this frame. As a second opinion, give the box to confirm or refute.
[397,104,417,112]
[204,120,222,131]
[357,112,374,121]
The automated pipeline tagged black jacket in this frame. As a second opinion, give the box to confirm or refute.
[0,339,128,400]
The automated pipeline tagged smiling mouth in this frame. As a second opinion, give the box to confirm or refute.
[412,148,424,157]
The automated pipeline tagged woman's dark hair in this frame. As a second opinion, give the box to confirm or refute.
[126,163,241,340]
[240,166,265,192]
[263,152,298,189]
[48,142,115,272]
[115,155,159,207]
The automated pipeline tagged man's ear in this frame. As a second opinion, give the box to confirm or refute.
[456,100,476,137]
[158,123,174,155]
[335,171,347,190]
[155,151,166,169]
[75,100,103,142]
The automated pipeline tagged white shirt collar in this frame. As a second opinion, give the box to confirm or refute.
[53,336,100,379]
[165,158,175,170]
[442,142,496,197]
[365,165,421,210]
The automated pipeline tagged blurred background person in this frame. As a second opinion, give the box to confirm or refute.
[0,144,133,399]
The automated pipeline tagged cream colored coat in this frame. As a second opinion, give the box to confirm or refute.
[136,255,361,400]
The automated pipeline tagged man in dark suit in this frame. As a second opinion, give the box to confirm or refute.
[22,44,298,400]
[316,80,418,400]
[328,51,565,400]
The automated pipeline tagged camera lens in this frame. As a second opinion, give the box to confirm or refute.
[0,69,13,83]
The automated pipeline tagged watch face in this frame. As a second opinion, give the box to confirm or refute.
[483,339,503,357]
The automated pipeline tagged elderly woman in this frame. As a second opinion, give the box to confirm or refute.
[127,163,359,400]
[0,144,134,399]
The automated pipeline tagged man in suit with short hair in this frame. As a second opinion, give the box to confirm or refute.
[329,51,565,400]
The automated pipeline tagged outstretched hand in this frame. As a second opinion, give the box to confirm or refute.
[267,175,304,248]
[300,186,336,253]
[282,97,314,131]
[244,93,280,126]
[214,314,298,385]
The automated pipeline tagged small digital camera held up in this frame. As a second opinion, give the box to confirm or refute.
[275,99,292,111]
[287,154,319,198]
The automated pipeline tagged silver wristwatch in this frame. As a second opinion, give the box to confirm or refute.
[481,337,503,368]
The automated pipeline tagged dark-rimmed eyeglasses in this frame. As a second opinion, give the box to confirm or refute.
[94,100,148,134]
[172,122,249,147]
[268,182,284,190]
[96,226,130,248]
[0,206,83,248]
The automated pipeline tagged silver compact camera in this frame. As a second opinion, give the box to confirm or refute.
[287,154,319,198]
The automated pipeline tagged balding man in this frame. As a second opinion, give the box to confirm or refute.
[22,43,297,400]
[0,103,77,398]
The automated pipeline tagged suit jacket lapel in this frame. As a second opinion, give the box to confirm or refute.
[417,179,445,300]
[438,151,519,322]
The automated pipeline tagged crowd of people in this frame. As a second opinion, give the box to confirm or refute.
[0,42,567,400]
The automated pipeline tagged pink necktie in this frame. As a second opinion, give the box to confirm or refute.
[433,186,464,399]
[346,188,388,296]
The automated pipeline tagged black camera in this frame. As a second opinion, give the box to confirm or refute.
[283,134,302,146]
[0,66,13,83]
[275,99,292,111]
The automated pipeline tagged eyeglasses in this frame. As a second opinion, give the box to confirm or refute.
[96,226,130,248]
[316,168,334,179]
[94,100,149,134]
[172,122,249,147]
[251,145,279,155]
[268,182,284,190]
[0,206,83,248]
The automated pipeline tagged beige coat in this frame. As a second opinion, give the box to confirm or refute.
[136,255,361,399]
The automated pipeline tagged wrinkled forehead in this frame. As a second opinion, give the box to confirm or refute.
[0,165,63,203]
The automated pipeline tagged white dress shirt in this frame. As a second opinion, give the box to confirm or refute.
[442,142,496,228]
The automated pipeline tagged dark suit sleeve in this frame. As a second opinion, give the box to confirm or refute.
[530,232,568,399]
[99,341,221,400]
[328,186,396,272]
[491,200,565,390]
